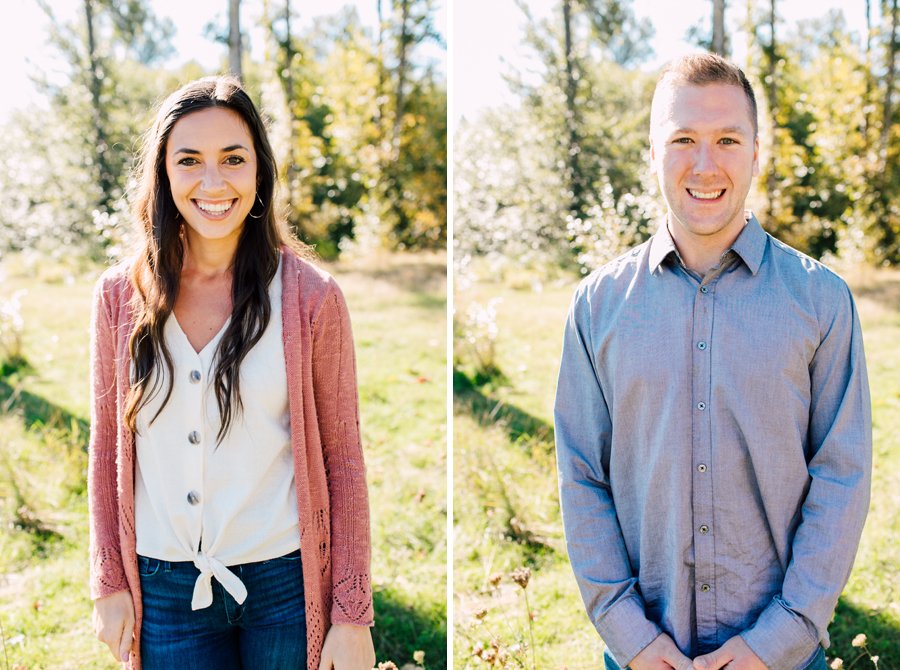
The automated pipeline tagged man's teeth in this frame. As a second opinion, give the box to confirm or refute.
[196,200,233,213]
[688,189,725,200]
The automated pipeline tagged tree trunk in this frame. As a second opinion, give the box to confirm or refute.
[84,0,113,212]
[864,0,873,140]
[229,0,242,80]
[765,0,777,225]
[712,0,726,55]
[392,0,411,161]
[377,0,386,129]
[284,0,296,219]
[880,0,897,162]
[562,0,584,222]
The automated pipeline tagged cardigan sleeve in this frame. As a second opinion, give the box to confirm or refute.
[87,275,130,599]
[311,279,374,627]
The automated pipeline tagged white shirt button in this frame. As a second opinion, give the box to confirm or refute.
[188,431,201,445]
[187,491,201,505]
[190,369,202,383]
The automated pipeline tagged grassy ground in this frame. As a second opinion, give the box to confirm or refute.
[453,266,900,670]
[0,250,446,669]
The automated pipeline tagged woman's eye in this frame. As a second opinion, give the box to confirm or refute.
[224,155,245,165]
[178,157,198,166]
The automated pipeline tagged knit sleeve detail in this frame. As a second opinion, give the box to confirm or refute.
[87,274,128,600]
[312,280,374,627]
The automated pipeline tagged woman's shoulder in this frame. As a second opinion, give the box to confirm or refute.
[93,259,134,301]
[280,246,340,295]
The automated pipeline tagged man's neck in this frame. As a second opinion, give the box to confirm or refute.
[667,215,747,275]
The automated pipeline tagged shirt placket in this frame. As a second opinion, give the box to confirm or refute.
[691,270,719,651]
[185,350,206,551]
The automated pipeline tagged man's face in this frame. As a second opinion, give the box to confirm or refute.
[650,82,759,243]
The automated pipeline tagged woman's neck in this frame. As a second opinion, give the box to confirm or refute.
[181,232,238,279]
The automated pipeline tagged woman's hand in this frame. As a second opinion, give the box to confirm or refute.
[92,590,135,663]
[318,623,376,670]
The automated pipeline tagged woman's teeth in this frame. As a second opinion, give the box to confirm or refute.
[196,200,234,213]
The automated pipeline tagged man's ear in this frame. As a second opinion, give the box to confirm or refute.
[751,135,760,177]
[649,136,658,175]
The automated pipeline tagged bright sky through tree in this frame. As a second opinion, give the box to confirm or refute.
[452,0,871,123]
[0,0,445,122]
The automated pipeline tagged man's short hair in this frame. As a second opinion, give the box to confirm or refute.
[653,53,758,136]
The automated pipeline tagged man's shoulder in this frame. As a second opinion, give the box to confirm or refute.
[571,240,651,303]
[765,233,853,298]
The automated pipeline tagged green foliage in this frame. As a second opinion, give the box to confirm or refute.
[260,2,446,257]
[0,1,445,262]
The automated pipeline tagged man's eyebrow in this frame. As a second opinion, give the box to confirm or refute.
[669,126,749,135]
[173,144,250,154]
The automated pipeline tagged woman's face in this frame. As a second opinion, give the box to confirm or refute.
[165,107,258,249]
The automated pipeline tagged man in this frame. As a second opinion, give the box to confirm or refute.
[554,53,871,670]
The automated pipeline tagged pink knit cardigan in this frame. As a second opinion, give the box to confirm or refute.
[88,247,373,670]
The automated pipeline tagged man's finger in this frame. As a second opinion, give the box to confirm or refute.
[669,655,694,670]
[693,648,732,670]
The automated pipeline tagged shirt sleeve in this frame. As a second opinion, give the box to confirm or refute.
[553,286,662,665]
[87,275,130,599]
[311,279,374,627]
[741,282,872,670]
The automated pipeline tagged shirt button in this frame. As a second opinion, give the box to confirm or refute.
[697,401,707,411]
[700,286,709,294]
[697,341,707,350]
[190,369,202,383]
[188,431,201,445]
[699,524,710,534]
[700,584,711,592]
[697,464,708,473]
[187,491,201,505]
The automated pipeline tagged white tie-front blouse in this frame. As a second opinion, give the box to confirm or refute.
[134,257,300,610]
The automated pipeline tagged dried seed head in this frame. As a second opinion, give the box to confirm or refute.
[511,567,531,589]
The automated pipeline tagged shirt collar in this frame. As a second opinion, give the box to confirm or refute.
[647,211,767,276]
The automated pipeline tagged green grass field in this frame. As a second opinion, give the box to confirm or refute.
[0,250,447,669]
[453,266,900,670]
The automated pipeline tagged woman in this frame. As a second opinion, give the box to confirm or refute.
[88,76,375,670]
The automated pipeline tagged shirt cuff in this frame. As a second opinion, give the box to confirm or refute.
[596,595,662,667]
[741,598,820,670]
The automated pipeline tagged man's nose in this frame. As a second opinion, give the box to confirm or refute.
[692,143,717,175]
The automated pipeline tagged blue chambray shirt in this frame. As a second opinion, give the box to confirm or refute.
[554,214,871,670]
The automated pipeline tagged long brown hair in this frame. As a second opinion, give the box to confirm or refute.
[125,75,309,443]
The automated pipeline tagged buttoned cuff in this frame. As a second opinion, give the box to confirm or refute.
[741,598,820,670]
[595,595,662,667]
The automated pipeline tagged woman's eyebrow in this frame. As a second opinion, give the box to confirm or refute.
[172,144,250,154]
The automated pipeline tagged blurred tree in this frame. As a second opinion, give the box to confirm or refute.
[1,0,178,259]
[229,0,243,79]
[686,0,731,56]
[495,0,656,269]
[261,3,445,255]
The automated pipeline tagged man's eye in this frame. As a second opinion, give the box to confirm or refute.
[224,156,245,165]
[674,137,692,144]
[720,138,737,145]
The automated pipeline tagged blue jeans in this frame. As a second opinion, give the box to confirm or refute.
[138,549,307,670]
[603,643,827,670]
